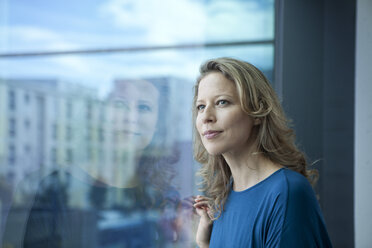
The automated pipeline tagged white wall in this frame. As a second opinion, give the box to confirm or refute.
[355,0,372,247]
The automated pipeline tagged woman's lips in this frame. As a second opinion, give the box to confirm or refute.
[203,130,222,139]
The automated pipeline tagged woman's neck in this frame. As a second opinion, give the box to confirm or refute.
[223,148,282,192]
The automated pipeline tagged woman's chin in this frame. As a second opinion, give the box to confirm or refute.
[205,147,224,156]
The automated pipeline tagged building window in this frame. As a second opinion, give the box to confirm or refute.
[112,130,117,144]
[99,128,105,142]
[66,99,73,119]
[7,171,15,185]
[24,92,30,104]
[9,118,16,137]
[66,125,73,141]
[99,105,106,122]
[87,146,94,161]
[36,96,44,130]
[51,147,57,164]
[112,150,118,163]
[24,119,31,130]
[8,145,16,165]
[86,100,92,120]
[8,90,16,110]
[24,144,31,154]
[99,149,105,163]
[52,123,57,140]
[66,148,73,164]
[86,126,92,141]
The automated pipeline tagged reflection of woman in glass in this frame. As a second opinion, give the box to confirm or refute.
[109,79,170,189]
[2,79,179,248]
[192,58,332,247]
[103,78,180,246]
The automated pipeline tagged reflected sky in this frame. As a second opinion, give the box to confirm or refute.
[1,0,274,51]
[0,0,274,96]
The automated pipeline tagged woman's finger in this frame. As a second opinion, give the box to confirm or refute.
[194,202,209,208]
[194,200,209,205]
[194,195,211,202]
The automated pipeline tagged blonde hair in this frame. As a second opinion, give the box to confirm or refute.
[192,57,318,220]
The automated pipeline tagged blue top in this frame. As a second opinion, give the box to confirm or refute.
[209,168,332,248]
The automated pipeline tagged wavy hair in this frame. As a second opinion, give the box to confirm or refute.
[192,57,318,220]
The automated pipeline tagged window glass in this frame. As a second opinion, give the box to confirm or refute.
[2,0,274,51]
[0,0,275,247]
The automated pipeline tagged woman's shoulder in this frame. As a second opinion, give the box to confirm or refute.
[275,168,320,211]
[264,167,309,189]
[278,170,332,247]
[264,168,323,230]
[281,168,314,193]
[265,168,315,201]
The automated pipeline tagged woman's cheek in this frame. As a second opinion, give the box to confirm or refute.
[196,116,202,135]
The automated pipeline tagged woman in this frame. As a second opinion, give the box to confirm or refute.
[192,58,332,247]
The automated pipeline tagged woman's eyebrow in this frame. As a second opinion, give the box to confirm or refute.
[196,94,233,103]
[215,94,233,98]
[138,100,154,104]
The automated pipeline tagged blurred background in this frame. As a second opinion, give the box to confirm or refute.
[0,0,371,247]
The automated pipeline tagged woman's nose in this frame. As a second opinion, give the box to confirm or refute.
[202,106,216,124]
[124,109,139,124]
[121,104,139,124]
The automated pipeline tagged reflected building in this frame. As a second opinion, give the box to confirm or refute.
[0,79,61,189]
[0,79,98,205]
[0,76,195,206]
[1,76,197,248]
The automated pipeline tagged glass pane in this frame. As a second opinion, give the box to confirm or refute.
[1,0,274,52]
[0,0,275,247]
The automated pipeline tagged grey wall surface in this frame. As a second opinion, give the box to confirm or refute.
[355,0,372,247]
[323,1,355,246]
[276,0,355,247]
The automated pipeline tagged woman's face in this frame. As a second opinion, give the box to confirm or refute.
[112,80,159,151]
[196,72,256,156]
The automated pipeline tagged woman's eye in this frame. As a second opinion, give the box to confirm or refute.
[196,104,205,111]
[138,104,152,112]
[217,100,229,106]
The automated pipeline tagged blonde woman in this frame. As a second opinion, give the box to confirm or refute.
[192,58,332,247]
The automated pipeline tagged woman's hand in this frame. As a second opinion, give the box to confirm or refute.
[193,195,213,248]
